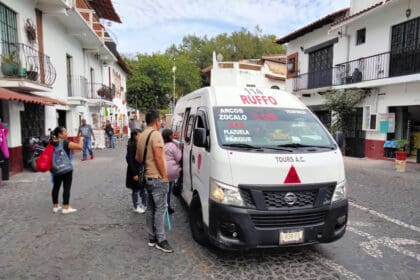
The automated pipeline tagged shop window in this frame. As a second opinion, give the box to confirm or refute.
[356,28,366,45]
[0,3,18,58]
[363,106,377,130]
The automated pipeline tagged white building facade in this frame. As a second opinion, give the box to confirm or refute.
[0,0,130,174]
[277,0,420,160]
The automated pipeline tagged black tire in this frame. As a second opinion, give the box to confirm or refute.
[189,194,209,245]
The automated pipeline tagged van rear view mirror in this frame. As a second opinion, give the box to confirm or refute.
[193,128,207,147]
[334,131,344,149]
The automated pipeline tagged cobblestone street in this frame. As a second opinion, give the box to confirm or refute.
[0,142,419,280]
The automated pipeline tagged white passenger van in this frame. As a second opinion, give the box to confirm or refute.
[172,55,347,249]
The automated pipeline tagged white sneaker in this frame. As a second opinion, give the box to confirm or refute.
[52,206,62,213]
[135,206,145,214]
[62,207,77,214]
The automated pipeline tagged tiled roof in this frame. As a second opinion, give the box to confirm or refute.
[331,1,385,26]
[275,8,349,44]
[88,0,121,23]
[0,88,66,106]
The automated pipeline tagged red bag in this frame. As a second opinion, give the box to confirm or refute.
[36,144,54,172]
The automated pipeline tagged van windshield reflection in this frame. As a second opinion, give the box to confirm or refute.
[214,106,334,150]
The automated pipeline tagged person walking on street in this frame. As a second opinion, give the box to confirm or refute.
[105,120,115,148]
[50,126,83,214]
[161,128,181,214]
[126,129,147,213]
[135,110,173,253]
[78,118,95,161]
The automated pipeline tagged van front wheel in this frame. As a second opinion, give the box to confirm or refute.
[189,195,209,245]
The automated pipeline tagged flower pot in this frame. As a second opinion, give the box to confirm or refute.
[1,63,18,76]
[395,151,408,172]
[17,67,27,78]
[395,151,408,160]
[27,70,38,81]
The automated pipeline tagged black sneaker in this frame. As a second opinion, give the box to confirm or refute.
[148,238,158,247]
[155,240,173,253]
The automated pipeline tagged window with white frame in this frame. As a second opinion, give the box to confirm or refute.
[363,106,377,130]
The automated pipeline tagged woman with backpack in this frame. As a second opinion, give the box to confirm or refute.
[50,126,83,214]
[126,129,147,213]
[161,129,182,214]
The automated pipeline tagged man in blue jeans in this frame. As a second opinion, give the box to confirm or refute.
[135,110,173,253]
[78,118,95,161]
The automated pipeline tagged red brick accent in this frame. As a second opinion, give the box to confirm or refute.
[76,0,89,9]
[9,146,24,173]
[365,139,385,159]
[93,22,102,31]
[81,12,90,22]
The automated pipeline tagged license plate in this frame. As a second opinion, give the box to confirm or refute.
[280,229,304,244]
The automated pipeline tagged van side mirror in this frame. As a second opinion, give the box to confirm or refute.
[334,131,344,149]
[193,128,207,147]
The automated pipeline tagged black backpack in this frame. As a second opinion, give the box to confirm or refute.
[51,140,73,175]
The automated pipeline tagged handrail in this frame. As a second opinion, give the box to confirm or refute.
[292,50,420,91]
[1,41,56,87]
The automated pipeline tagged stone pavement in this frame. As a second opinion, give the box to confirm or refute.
[0,143,419,279]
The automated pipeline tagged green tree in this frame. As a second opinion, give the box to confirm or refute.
[323,89,370,150]
[126,54,201,111]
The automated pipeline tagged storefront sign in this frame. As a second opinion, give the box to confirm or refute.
[379,113,395,133]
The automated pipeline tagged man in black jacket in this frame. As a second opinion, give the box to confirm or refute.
[104,120,115,148]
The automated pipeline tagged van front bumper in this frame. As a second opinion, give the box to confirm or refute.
[207,199,348,250]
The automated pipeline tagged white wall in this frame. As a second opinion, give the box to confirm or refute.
[346,1,420,62]
[350,0,381,15]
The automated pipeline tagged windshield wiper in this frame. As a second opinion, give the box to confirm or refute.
[262,146,294,152]
[222,143,262,149]
[276,143,336,150]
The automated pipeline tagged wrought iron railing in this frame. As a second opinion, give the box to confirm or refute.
[86,82,115,101]
[67,77,115,101]
[292,50,420,91]
[68,75,89,98]
[1,41,57,87]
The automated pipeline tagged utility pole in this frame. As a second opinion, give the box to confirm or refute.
[172,61,176,114]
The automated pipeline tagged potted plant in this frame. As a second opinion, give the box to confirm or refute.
[395,139,409,172]
[1,52,18,76]
[26,63,38,81]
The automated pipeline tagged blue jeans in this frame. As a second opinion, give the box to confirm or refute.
[108,135,115,148]
[82,138,93,159]
[145,178,169,242]
[131,188,147,209]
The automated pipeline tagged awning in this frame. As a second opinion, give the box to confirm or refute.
[0,88,66,106]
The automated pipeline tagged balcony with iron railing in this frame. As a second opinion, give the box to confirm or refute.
[1,41,57,88]
[67,76,115,102]
[292,50,420,91]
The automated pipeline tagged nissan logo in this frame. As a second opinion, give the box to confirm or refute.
[284,192,297,206]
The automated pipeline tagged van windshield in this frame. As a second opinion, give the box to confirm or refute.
[213,106,335,150]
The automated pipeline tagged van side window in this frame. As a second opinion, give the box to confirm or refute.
[185,114,195,143]
[181,108,191,142]
[196,115,204,129]
[196,111,211,151]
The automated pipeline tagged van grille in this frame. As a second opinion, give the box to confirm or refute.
[323,186,335,205]
[239,182,336,210]
[240,189,256,209]
[264,190,317,209]
[250,211,327,228]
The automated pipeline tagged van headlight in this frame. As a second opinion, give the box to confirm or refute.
[332,180,347,202]
[210,178,244,207]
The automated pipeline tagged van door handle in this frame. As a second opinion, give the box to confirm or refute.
[191,155,195,163]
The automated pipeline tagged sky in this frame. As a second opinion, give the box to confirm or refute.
[107,0,350,55]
